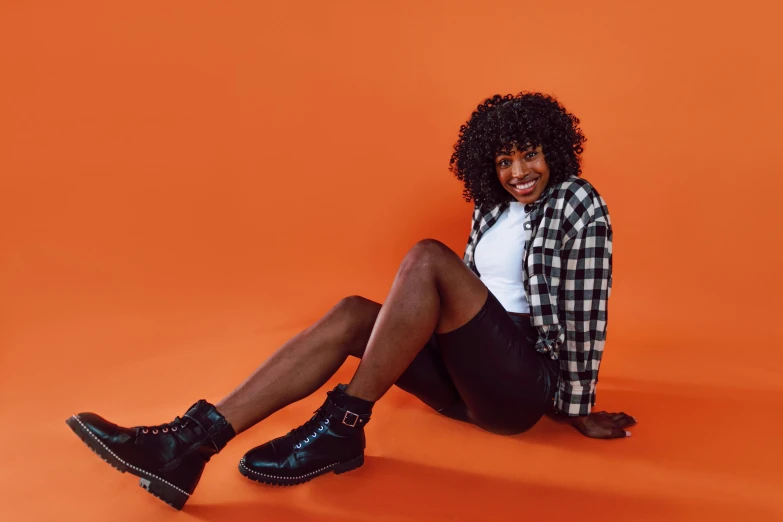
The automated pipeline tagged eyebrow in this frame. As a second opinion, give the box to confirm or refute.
[496,147,535,158]
[496,143,536,156]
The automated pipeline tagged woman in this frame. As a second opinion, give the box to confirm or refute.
[66,92,636,510]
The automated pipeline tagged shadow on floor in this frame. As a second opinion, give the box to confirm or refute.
[186,455,774,522]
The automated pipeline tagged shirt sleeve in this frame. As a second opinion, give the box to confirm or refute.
[463,203,481,271]
[555,216,613,416]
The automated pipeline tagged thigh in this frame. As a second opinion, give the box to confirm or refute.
[435,289,559,434]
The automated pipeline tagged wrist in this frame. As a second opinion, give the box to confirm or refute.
[569,415,590,427]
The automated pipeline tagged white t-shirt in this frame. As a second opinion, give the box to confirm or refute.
[473,202,530,314]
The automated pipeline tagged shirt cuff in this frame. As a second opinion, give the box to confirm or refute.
[534,325,563,355]
[556,381,596,416]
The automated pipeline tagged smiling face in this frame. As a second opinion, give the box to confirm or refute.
[495,143,550,204]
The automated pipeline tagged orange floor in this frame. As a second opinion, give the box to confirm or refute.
[2,294,782,521]
[2,1,783,521]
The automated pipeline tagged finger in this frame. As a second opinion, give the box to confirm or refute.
[610,412,637,425]
[614,415,636,428]
[586,427,628,439]
[589,414,620,428]
[611,415,637,428]
[609,428,632,439]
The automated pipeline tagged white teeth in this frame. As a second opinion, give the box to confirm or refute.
[513,180,536,190]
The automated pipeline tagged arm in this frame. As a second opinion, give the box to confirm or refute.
[556,216,636,438]
[556,218,611,416]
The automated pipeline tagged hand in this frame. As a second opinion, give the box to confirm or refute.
[570,411,637,439]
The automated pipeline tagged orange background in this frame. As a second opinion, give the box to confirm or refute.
[1,1,782,521]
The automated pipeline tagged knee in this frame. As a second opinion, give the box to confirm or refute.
[336,295,381,317]
[334,295,381,333]
[403,239,453,269]
[332,296,381,357]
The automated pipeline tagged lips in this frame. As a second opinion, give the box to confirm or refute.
[510,177,538,195]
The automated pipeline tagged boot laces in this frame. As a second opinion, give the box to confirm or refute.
[138,416,190,435]
[292,388,348,449]
[292,409,330,450]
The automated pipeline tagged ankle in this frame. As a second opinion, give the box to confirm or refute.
[213,402,243,436]
[184,400,236,452]
[333,384,375,415]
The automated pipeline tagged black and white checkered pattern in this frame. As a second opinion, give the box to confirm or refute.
[463,177,612,416]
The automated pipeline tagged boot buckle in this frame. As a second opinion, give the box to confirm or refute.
[342,411,359,427]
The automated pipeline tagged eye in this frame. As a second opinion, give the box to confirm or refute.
[525,151,538,160]
[497,159,511,167]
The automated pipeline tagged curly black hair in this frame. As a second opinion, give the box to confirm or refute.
[449,92,586,209]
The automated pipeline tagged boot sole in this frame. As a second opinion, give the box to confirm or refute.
[237,454,364,486]
[65,415,190,510]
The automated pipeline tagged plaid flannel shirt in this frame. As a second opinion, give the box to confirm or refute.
[463,177,613,416]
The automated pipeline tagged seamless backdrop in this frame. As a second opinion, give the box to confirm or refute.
[1,1,782,521]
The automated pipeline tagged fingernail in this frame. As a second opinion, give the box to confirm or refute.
[625,431,632,437]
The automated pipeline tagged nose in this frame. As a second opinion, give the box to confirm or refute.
[511,159,529,179]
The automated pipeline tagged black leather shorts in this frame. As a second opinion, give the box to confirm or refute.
[394,288,559,434]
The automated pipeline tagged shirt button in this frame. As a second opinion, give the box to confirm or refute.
[524,223,532,230]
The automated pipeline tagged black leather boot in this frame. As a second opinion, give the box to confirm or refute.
[239,384,374,486]
[65,400,235,510]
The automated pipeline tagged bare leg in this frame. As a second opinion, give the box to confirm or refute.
[345,239,488,402]
[216,296,381,434]
[217,239,486,434]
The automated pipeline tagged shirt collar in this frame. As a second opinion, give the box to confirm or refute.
[523,183,556,214]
